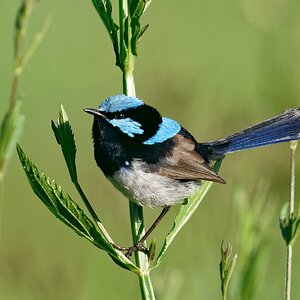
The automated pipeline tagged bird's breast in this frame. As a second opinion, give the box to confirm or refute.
[109,159,200,208]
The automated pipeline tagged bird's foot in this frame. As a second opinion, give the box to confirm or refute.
[111,242,149,258]
[125,242,149,258]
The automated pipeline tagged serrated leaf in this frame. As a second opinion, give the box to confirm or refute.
[152,161,223,270]
[17,144,138,272]
[51,104,77,183]
[17,143,104,245]
[0,102,25,179]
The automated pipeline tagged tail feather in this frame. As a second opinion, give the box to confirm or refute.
[199,108,300,161]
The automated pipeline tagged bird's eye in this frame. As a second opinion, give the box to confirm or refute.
[117,112,125,119]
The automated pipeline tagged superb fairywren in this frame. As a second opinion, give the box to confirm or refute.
[85,94,300,255]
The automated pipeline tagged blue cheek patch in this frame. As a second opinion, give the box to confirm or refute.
[109,118,144,137]
[143,117,181,145]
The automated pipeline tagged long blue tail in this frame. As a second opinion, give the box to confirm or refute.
[199,108,300,161]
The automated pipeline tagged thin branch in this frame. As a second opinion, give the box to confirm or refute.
[284,141,298,300]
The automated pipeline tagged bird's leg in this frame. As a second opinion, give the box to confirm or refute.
[111,206,171,257]
[125,206,171,257]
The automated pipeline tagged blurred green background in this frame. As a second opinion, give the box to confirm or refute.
[1,0,300,299]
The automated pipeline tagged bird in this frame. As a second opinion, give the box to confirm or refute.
[84,94,300,256]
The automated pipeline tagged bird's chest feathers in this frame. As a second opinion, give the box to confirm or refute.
[109,160,199,208]
[92,118,131,175]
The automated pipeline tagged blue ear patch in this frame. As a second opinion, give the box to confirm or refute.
[99,94,144,113]
[109,118,144,137]
[143,117,181,145]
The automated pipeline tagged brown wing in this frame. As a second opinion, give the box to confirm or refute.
[150,134,225,184]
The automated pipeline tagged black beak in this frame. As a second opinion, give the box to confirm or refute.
[84,108,106,118]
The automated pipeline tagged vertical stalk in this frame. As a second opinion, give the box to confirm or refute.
[130,204,155,299]
[1,0,33,245]
[10,0,32,110]
[138,269,155,300]
[0,177,4,248]
[119,1,155,298]
[285,246,292,300]
[284,141,298,300]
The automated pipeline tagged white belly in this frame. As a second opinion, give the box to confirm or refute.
[109,160,199,208]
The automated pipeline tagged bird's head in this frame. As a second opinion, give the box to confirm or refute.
[84,94,181,145]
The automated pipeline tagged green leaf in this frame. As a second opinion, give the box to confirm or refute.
[279,203,300,246]
[91,0,120,67]
[232,184,274,300]
[152,160,223,270]
[17,144,139,272]
[220,241,237,298]
[14,0,26,58]
[129,0,152,19]
[129,0,146,18]
[122,16,129,59]
[14,0,35,59]
[129,0,151,55]
[52,104,114,250]
[17,143,104,245]
[0,102,25,179]
[148,237,156,265]
[51,104,77,183]
[91,0,117,39]
[280,203,290,244]
[137,24,149,42]
[130,17,141,56]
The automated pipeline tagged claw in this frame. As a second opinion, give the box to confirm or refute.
[111,242,148,257]
[125,242,149,257]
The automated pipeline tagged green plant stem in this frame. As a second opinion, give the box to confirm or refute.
[285,141,298,300]
[285,246,292,300]
[10,2,50,109]
[289,142,297,218]
[74,181,113,243]
[119,0,155,298]
[126,67,155,300]
[130,204,155,299]
[74,181,135,265]
[15,16,51,77]
[119,0,136,96]
[0,177,4,249]
[138,270,155,300]
[10,0,32,109]
[123,71,136,96]
[9,75,19,111]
